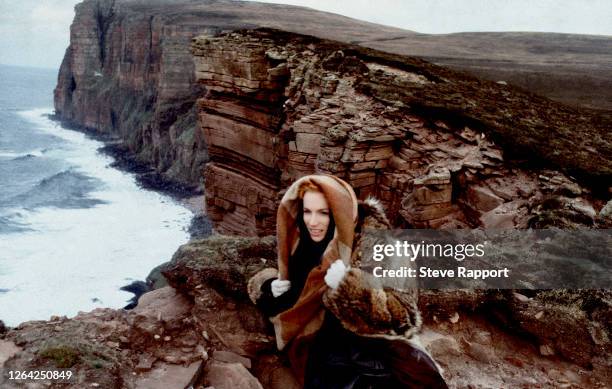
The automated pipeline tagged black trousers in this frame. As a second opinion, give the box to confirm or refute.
[303,314,448,389]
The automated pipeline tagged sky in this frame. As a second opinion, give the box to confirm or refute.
[1,0,611,69]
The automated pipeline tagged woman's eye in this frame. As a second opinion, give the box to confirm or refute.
[321,210,329,215]
[304,210,311,214]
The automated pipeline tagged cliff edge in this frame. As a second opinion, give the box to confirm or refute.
[54,0,612,192]
[194,29,611,235]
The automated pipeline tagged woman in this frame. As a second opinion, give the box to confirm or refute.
[248,174,447,389]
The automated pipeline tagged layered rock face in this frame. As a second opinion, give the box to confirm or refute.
[55,0,209,189]
[52,0,423,189]
[55,0,612,190]
[193,29,611,235]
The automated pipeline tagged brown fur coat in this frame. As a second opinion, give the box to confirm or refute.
[247,175,432,384]
[322,197,422,341]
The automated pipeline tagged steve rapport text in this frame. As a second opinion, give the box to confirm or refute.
[372,266,510,280]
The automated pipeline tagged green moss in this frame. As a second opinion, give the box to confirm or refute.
[177,125,195,144]
[37,338,120,370]
[147,261,170,289]
[163,235,277,300]
[528,210,591,228]
[38,345,80,368]
[536,289,612,315]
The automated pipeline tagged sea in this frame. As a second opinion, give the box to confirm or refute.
[0,64,192,326]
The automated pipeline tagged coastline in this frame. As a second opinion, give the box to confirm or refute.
[0,113,205,329]
[34,114,212,312]
[48,113,203,196]
[47,114,210,235]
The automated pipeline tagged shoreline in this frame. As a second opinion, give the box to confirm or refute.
[36,113,213,314]
[1,113,210,329]
[47,113,211,238]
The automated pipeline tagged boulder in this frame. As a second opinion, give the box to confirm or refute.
[213,350,252,369]
[0,340,21,368]
[467,185,505,213]
[205,361,263,389]
[132,286,192,321]
[134,360,204,389]
[598,199,612,219]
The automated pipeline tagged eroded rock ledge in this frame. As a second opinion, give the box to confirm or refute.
[3,237,609,388]
[193,29,611,235]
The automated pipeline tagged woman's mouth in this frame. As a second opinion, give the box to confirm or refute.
[309,229,324,237]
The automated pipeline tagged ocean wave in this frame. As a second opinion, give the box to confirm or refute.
[12,153,40,161]
[8,169,107,210]
[1,105,192,325]
[0,149,46,160]
[0,215,32,234]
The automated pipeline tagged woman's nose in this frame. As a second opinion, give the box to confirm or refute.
[308,214,319,226]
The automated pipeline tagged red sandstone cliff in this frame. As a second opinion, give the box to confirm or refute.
[52,0,422,189]
[54,0,612,191]
[194,29,611,235]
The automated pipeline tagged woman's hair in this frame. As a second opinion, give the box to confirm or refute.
[297,181,322,199]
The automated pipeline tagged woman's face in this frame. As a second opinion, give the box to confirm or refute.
[302,190,331,242]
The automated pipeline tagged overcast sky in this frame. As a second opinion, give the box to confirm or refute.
[1,0,611,69]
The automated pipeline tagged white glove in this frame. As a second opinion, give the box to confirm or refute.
[324,259,349,289]
[271,279,291,297]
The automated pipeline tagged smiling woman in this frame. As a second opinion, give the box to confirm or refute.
[247,174,447,388]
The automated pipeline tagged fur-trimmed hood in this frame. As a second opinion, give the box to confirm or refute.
[247,176,441,385]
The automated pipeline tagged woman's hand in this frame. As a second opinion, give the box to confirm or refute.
[271,279,291,297]
[324,259,349,289]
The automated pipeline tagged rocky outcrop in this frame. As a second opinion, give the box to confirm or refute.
[5,237,609,387]
[193,29,611,235]
[0,236,282,388]
[0,287,204,388]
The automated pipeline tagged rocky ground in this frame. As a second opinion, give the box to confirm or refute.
[1,235,610,388]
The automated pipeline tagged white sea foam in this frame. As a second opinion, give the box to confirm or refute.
[0,109,192,326]
[0,149,44,158]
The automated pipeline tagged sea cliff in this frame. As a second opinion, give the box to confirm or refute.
[52,0,429,190]
[53,0,612,193]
